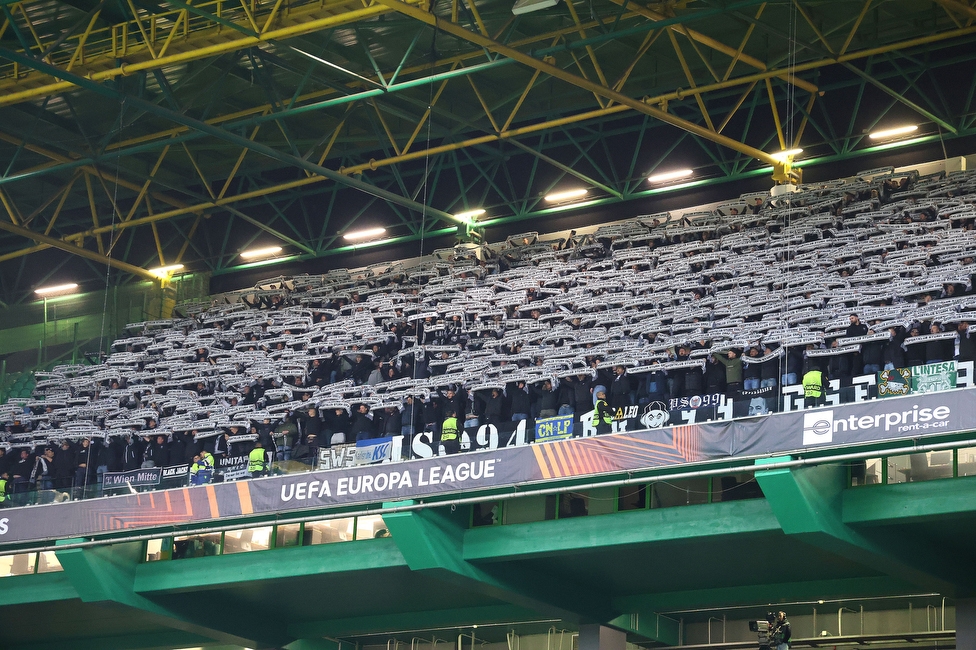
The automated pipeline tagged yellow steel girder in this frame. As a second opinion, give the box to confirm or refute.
[0,0,401,106]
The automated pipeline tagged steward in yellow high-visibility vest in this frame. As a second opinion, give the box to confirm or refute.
[440,410,460,455]
[248,442,267,477]
[803,369,824,407]
[593,390,613,435]
[0,472,8,507]
[189,455,212,486]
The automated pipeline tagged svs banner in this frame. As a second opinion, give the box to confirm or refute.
[2,388,975,544]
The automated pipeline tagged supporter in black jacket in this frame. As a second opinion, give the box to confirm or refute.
[924,323,954,363]
[168,435,186,466]
[958,322,976,362]
[382,407,401,437]
[399,396,423,436]
[51,441,75,489]
[860,330,886,374]
[474,388,505,426]
[435,388,467,424]
[350,404,374,442]
[296,408,324,444]
[529,379,559,418]
[123,436,144,471]
[507,380,531,421]
[742,347,762,390]
[827,341,855,382]
[569,374,594,412]
[903,327,926,367]
[107,437,126,472]
[884,327,907,369]
[704,356,726,394]
[556,379,576,415]
[608,366,632,409]
[782,346,803,385]
[321,408,348,447]
[759,347,780,387]
[149,435,170,468]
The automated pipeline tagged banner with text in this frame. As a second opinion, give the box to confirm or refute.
[535,415,574,442]
[2,389,976,544]
[103,467,162,489]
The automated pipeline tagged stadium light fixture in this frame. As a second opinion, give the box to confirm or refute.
[343,227,387,241]
[544,188,588,203]
[770,148,803,161]
[648,169,694,184]
[869,125,918,140]
[148,264,185,278]
[35,283,78,296]
[240,246,283,260]
[512,0,559,15]
[454,209,486,222]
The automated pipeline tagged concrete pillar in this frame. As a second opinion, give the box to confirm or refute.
[578,625,626,650]
[958,599,976,650]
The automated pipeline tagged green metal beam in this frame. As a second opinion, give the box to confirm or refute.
[0,47,463,227]
[840,62,958,133]
[54,538,287,647]
[383,501,614,622]
[133,537,407,593]
[0,572,79,606]
[463,499,780,563]
[754,459,964,595]
[843,474,976,525]
[607,612,680,645]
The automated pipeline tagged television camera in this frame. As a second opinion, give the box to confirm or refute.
[748,613,782,650]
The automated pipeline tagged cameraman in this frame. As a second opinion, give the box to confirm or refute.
[770,611,791,650]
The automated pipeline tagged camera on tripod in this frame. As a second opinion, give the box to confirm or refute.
[748,613,778,650]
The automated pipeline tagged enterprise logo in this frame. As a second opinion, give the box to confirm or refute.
[803,410,834,446]
[802,404,952,446]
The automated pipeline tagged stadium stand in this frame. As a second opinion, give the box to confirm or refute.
[3,164,976,503]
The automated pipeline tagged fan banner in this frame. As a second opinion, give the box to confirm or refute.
[1,388,974,545]
[102,467,162,489]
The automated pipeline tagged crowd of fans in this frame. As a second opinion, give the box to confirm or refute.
[2,164,976,505]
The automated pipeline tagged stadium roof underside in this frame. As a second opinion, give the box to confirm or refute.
[0,0,975,303]
[2,465,976,650]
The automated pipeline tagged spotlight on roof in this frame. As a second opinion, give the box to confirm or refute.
[869,125,918,140]
[454,209,486,222]
[343,227,387,241]
[240,246,283,260]
[648,169,694,184]
[770,148,803,161]
[35,283,78,296]
[512,0,559,15]
[544,188,588,203]
[148,264,185,278]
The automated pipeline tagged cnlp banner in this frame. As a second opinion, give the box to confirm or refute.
[1,388,974,545]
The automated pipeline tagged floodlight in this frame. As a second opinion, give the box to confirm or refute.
[770,148,803,161]
[869,125,918,140]
[35,283,78,296]
[544,188,588,203]
[343,227,387,241]
[648,169,694,183]
[455,209,486,221]
[240,246,283,260]
[512,0,559,15]
[148,264,185,278]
